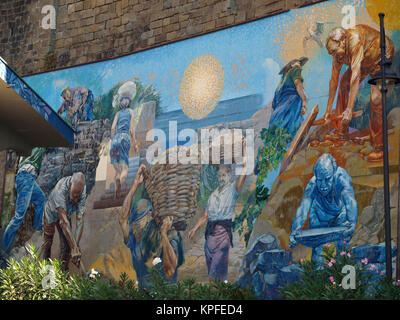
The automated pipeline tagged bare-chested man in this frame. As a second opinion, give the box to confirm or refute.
[323,25,394,161]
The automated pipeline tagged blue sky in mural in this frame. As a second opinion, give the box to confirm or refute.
[24,0,396,123]
[22,0,356,118]
[21,0,400,192]
[24,20,272,113]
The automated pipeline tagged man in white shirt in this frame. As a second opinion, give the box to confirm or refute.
[189,140,248,281]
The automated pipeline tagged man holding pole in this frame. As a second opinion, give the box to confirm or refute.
[39,172,86,271]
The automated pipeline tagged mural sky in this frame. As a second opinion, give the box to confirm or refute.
[25,0,400,121]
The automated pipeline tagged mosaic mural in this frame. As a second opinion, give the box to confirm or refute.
[2,0,400,298]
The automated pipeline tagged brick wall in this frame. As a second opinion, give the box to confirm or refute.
[0,0,326,76]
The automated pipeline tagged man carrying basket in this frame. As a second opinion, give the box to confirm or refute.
[188,138,248,282]
[118,164,184,287]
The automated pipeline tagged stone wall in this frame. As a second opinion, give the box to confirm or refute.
[0,0,326,76]
[37,119,111,196]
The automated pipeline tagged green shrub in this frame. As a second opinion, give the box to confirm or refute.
[0,245,257,300]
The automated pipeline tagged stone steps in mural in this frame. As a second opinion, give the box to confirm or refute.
[93,156,140,209]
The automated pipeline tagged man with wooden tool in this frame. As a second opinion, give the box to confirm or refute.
[39,172,86,271]
[322,25,394,161]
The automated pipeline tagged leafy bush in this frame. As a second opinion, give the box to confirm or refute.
[233,188,268,245]
[0,245,70,300]
[0,245,257,300]
[233,124,290,246]
[280,244,400,300]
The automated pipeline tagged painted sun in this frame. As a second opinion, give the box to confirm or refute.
[179,54,224,120]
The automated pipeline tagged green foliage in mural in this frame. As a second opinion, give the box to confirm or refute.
[0,245,257,300]
[234,124,291,246]
[93,78,162,121]
[256,124,292,185]
[233,186,269,245]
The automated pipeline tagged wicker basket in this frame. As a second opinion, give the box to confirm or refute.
[143,146,201,227]
[207,131,245,165]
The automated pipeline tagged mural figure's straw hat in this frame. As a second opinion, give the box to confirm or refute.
[112,80,136,109]
[279,57,309,75]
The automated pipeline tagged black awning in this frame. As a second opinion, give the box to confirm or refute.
[0,57,74,156]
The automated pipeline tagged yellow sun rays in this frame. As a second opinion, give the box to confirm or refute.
[365,0,400,30]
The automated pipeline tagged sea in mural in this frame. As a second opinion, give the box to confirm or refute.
[2,0,400,299]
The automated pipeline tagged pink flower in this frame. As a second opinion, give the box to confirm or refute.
[343,240,347,244]
[369,264,376,270]
[324,243,332,248]
[347,253,351,257]
[339,283,342,287]
[340,251,346,256]
[330,259,336,264]
[329,276,335,283]
[381,271,384,276]
[361,258,368,265]
[328,262,333,267]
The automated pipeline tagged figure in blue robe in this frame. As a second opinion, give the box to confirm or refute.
[269,57,309,138]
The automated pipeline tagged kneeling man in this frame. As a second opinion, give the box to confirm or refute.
[289,154,358,262]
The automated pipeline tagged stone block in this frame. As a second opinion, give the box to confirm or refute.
[351,241,397,264]
[250,271,264,298]
[244,234,280,268]
[251,249,293,273]
[278,264,302,286]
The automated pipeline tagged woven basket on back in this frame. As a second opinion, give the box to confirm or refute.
[143,145,201,226]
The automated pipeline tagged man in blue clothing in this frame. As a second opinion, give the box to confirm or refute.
[118,164,184,287]
[289,154,358,263]
[57,86,94,127]
[2,147,46,253]
[269,57,309,138]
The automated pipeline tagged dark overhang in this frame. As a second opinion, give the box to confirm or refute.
[0,57,74,156]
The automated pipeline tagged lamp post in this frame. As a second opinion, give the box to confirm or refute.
[368,13,400,281]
